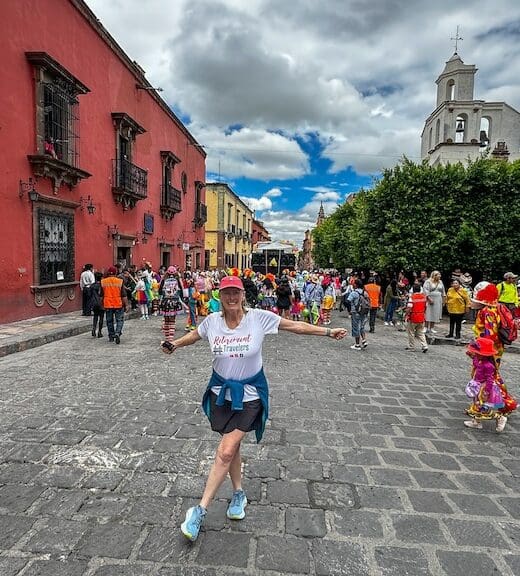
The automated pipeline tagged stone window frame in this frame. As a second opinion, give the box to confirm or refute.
[26,52,91,193]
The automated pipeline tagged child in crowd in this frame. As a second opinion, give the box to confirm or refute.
[464,337,514,432]
[291,289,302,321]
[260,278,276,311]
[133,273,149,320]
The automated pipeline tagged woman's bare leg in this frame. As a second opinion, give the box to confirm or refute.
[200,429,246,509]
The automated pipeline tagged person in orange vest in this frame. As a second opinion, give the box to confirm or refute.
[100,266,128,344]
[404,283,428,352]
[364,277,381,333]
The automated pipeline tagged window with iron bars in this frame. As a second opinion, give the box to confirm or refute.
[43,79,80,167]
[37,209,75,285]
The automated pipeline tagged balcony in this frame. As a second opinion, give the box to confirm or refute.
[112,157,148,210]
[194,202,207,227]
[160,184,182,220]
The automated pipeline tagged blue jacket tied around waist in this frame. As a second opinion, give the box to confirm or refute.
[202,368,269,443]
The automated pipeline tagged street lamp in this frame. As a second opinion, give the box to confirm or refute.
[19,178,40,202]
[80,195,96,215]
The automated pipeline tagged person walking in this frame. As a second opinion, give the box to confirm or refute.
[404,284,428,352]
[347,278,370,350]
[184,277,198,331]
[303,274,324,325]
[88,271,104,338]
[159,266,184,343]
[365,276,381,333]
[79,264,95,316]
[463,337,516,432]
[445,278,470,340]
[161,275,347,542]
[100,266,128,344]
[423,270,446,334]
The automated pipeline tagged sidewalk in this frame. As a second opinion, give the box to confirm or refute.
[0,310,139,358]
[0,310,518,358]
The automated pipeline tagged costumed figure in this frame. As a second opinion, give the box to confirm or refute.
[196,273,209,317]
[260,276,276,311]
[321,277,335,325]
[151,278,160,316]
[303,274,324,324]
[133,273,149,320]
[185,278,198,331]
[207,289,221,313]
[291,289,302,321]
[242,269,259,308]
[465,283,517,431]
[464,337,516,432]
[159,266,184,342]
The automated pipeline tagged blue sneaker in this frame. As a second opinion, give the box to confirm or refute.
[181,505,206,541]
[227,489,247,520]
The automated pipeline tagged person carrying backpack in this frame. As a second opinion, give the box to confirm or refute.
[347,278,370,350]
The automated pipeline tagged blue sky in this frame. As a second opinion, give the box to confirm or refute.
[86,0,520,244]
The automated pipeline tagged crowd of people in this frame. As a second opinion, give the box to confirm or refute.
[79,261,519,541]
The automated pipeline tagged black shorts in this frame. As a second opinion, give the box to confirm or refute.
[208,393,262,435]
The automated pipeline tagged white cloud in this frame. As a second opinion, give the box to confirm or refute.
[85,0,520,231]
[265,187,283,197]
[191,124,309,181]
[240,195,272,212]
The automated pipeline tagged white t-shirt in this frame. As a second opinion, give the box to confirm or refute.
[197,308,281,401]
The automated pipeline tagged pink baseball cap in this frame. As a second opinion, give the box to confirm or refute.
[219,276,244,291]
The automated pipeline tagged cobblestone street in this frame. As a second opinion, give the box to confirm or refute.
[0,313,519,575]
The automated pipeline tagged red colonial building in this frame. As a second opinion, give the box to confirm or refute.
[251,219,271,247]
[0,0,207,323]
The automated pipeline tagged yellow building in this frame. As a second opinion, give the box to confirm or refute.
[205,183,254,270]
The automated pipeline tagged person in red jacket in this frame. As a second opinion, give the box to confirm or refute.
[404,283,428,352]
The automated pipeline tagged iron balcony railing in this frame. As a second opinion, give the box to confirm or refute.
[113,157,148,198]
[161,184,182,213]
[196,202,207,225]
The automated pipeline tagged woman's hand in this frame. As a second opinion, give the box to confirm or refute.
[330,328,347,340]
[160,341,175,354]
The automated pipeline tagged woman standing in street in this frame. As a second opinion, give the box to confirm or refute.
[162,275,347,542]
[445,278,470,340]
[383,279,399,326]
[423,270,446,334]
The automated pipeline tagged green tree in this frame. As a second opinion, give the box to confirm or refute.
[313,158,520,278]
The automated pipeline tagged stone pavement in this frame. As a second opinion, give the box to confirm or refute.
[0,311,519,575]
